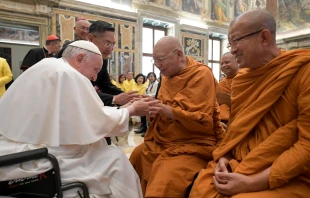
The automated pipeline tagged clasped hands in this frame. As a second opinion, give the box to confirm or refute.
[213,156,270,196]
[122,94,162,117]
[213,156,254,196]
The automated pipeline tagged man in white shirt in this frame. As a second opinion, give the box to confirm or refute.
[0,40,160,198]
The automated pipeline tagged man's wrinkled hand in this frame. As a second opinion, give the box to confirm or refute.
[127,98,162,117]
[114,91,139,105]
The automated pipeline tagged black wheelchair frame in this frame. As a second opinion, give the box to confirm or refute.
[0,148,90,198]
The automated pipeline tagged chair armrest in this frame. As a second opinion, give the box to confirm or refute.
[0,148,48,167]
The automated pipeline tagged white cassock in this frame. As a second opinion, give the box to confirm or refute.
[0,58,142,198]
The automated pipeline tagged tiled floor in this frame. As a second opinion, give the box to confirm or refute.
[111,126,144,158]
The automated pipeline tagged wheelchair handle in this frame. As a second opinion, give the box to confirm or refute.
[0,148,48,167]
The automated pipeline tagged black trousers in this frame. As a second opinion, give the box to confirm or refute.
[141,116,147,129]
[105,137,111,145]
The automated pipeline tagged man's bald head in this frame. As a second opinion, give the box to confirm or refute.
[154,36,183,52]
[126,71,134,80]
[230,9,276,40]
[153,36,186,77]
[74,19,91,40]
[228,9,279,69]
[220,52,238,77]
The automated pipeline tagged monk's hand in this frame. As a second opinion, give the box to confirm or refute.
[114,91,139,105]
[213,172,253,196]
[215,157,230,173]
[127,98,161,117]
[148,106,162,118]
[214,157,230,184]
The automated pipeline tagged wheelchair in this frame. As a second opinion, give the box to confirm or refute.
[0,148,90,198]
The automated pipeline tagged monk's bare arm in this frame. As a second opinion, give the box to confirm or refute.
[250,167,270,191]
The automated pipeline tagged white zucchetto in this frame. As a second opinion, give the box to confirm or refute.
[69,40,102,56]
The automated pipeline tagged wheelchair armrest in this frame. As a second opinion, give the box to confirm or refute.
[0,148,48,167]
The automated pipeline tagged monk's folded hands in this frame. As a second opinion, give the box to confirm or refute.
[214,156,231,174]
[213,166,271,196]
[213,172,253,196]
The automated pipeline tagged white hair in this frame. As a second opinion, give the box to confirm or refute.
[62,45,95,62]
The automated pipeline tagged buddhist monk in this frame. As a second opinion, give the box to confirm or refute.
[129,36,225,197]
[217,52,239,122]
[189,9,310,198]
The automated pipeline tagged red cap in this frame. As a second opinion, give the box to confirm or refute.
[46,35,60,41]
[76,17,87,22]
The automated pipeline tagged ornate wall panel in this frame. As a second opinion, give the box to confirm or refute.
[52,7,138,80]
[181,31,207,63]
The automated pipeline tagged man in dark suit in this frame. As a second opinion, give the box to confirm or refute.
[87,20,137,106]
[20,35,62,71]
[88,21,139,145]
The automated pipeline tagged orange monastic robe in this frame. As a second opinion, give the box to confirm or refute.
[218,76,235,121]
[189,49,310,198]
[219,76,234,94]
[130,56,225,197]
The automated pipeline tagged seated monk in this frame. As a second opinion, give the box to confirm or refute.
[0,41,162,198]
[217,52,239,123]
[189,9,310,198]
[129,36,225,197]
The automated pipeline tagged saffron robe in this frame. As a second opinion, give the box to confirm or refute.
[130,56,225,197]
[218,75,235,121]
[189,49,310,198]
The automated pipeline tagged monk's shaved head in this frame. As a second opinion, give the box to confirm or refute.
[220,52,238,77]
[230,9,276,40]
[228,9,279,69]
[153,36,186,77]
[154,36,183,52]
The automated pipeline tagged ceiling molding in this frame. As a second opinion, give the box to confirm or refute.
[58,0,138,21]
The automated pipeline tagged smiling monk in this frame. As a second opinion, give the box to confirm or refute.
[217,52,239,122]
[189,9,310,198]
[129,36,225,197]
